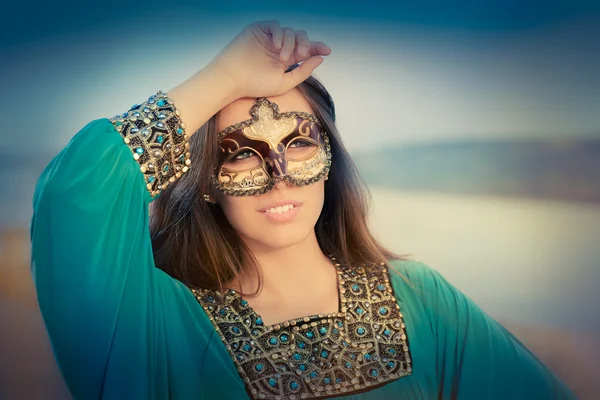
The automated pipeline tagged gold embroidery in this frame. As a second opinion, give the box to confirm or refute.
[192,260,412,400]
[109,91,190,197]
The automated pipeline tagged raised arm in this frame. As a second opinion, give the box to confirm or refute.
[30,21,330,399]
[29,75,234,398]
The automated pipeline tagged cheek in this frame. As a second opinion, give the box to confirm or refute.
[218,197,259,233]
[217,180,326,242]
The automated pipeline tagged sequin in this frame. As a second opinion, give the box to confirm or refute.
[192,261,411,400]
[108,90,189,198]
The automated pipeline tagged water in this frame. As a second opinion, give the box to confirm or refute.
[368,187,600,332]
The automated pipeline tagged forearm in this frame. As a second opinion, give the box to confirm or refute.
[167,66,241,137]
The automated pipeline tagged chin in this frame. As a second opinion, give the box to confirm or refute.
[246,225,313,250]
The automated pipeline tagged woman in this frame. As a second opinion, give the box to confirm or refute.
[30,21,575,399]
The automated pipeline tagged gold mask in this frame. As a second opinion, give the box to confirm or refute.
[215,97,332,196]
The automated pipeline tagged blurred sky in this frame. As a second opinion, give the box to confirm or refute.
[0,0,599,155]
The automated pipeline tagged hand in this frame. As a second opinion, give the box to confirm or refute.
[206,20,332,99]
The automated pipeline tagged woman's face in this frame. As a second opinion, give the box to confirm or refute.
[214,89,326,251]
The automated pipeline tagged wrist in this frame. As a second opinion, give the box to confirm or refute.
[195,64,243,106]
[167,66,242,136]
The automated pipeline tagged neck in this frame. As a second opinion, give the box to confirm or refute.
[233,231,333,295]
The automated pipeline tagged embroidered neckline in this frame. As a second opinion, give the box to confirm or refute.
[192,259,412,400]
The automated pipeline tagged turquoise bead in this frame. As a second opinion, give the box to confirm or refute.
[297,341,306,349]
[320,350,329,358]
[269,337,278,345]
[299,364,307,371]
[290,381,299,390]
[371,369,379,377]
[157,99,166,106]
[255,363,264,372]
[306,331,314,339]
[268,378,277,387]
[293,353,301,360]
[255,317,263,325]
[357,327,366,335]
[379,307,389,315]
[323,378,331,384]
[309,371,318,379]
[177,127,183,135]
[356,307,364,314]
[135,148,144,154]
[156,135,164,143]
[319,327,327,335]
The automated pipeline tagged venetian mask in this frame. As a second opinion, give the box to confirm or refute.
[214,97,332,196]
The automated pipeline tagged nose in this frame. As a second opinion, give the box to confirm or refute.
[272,176,291,190]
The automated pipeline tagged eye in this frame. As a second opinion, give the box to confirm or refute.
[233,150,256,161]
[289,139,315,148]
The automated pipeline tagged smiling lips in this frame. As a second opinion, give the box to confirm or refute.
[259,200,302,222]
[264,204,295,214]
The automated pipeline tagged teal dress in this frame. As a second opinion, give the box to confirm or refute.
[30,95,576,399]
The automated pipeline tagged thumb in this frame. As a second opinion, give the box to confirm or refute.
[279,56,324,93]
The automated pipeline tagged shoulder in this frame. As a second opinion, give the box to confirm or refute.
[385,258,448,289]
[384,258,463,312]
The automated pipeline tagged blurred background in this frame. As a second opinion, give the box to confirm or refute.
[1,0,599,398]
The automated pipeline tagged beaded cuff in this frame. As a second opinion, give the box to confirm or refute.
[109,90,190,197]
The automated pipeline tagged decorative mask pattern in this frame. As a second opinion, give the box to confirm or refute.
[215,97,332,196]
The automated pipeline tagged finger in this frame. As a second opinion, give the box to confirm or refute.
[280,56,325,93]
[294,30,311,60]
[308,41,332,57]
[255,20,283,49]
[280,27,296,63]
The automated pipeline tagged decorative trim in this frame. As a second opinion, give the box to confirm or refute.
[216,97,322,142]
[109,90,190,197]
[192,260,412,399]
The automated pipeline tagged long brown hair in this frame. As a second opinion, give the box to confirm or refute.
[150,70,409,294]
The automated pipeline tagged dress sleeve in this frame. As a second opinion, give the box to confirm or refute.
[30,92,194,398]
[392,261,577,400]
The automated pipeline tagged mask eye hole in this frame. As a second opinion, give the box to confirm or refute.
[286,138,318,160]
[222,148,263,171]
